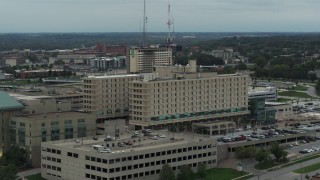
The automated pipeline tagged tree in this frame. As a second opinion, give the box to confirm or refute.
[159,164,175,180]
[0,164,18,180]
[1,146,26,167]
[177,166,194,180]
[255,150,270,163]
[270,143,288,162]
[235,146,256,159]
[197,162,207,179]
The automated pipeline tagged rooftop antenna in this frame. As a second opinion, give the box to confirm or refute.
[142,0,147,48]
[166,0,174,45]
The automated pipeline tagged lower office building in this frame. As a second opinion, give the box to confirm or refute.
[10,111,96,167]
[41,133,217,180]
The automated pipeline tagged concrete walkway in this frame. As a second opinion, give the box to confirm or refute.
[306,86,320,98]
[248,157,320,180]
[17,168,41,179]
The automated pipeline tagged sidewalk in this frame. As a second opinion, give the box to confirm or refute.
[17,168,41,179]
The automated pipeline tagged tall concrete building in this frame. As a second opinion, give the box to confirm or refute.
[0,91,24,156]
[11,111,96,167]
[129,73,249,129]
[83,74,141,122]
[129,48,173,73]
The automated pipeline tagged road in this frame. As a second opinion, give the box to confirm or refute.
[248,157,320,180]
[307,86,319,98]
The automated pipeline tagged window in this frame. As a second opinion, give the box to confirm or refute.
[78,126,86,138]
[9,128,16,144]
[51,129,60,141]
[18,128,25,145]
[41,130,47,142]
[51,121,59,126]
[64,127,73,139]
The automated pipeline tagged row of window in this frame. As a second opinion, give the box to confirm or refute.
[42,164,61,172]
[85,146,216,165]
[42,148,61,155]
[67,152,79,158]
[85,152,216,173]
[85,160,216,180]
[42,156,61,163]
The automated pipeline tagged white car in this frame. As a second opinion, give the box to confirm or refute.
[307,149,314,153]
[133,131,139,135]
[159,134,166,138]
[99,148,111,153]
[150,136,158,140]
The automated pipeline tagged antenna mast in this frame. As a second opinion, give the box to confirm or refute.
[166,0,174,45]
[142,0,147,48]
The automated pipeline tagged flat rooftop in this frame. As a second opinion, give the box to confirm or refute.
[86,74,139,79]
[45,130,214,155]
[137,73,245,83]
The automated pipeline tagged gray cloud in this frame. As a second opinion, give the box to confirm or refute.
[0,0,320,32]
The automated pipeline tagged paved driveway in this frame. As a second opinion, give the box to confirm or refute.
[248,157,320,180]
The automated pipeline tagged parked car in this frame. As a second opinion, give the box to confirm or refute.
[158,134,166,138]
[150,136,158,140]
[99,148,111,153]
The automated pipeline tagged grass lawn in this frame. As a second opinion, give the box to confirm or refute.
[25,173,46,180]
[205,168,248,180]
[282,155,320,168]
[254,161,281,170]
[293,85,308,91]
[278,91,313,98]
[294,162,320,174]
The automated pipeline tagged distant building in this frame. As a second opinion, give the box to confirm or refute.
[129,48,173,73]
[3,56,25,66]
[85,57,126,70]
[15,69,64,79]
[248,87,277,102]
[265,102,294,121]
[95,44,127,56]
[204,48,234,64]
[49,54,97,65]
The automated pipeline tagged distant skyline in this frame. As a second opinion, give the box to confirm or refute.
[1,0,320,33]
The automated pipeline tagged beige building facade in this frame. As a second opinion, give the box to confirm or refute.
[265,102,294,121]
[82,74,141,121]
[129,48,173,73]
[41,134,217,180]
[10,111,96,167]
[129,73,250,128]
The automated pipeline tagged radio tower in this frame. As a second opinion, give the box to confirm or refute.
[166,0,174,45]
[142,0,147,48]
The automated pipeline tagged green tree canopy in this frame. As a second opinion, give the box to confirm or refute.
[255,150,270,163]
[0,164,18,180]
[159,164,175,180]
[270,143,288,162]
[197,162,207,179]
[177,166,194,180]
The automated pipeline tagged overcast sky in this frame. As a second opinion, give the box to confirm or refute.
[0,0,320,33]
